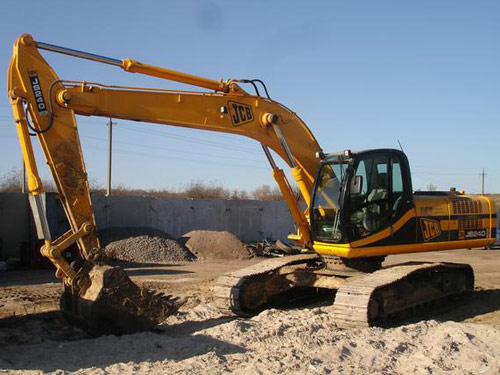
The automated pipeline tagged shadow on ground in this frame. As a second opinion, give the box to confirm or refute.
[0,310,243,373]
[0,268,58,287]
[379,288,500,328]
[125,267,194,277]
[0,311,89,347]
[155,316,235,336]
[0,263,194,287]
[437,288,500,323]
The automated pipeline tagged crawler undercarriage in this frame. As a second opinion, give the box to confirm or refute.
[213,254,474,328]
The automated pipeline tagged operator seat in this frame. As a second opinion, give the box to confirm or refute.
[367,172,388,202]
[363,172,389,233]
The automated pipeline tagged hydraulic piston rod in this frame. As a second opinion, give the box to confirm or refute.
[33,37,228,92]
[35,41,122,66]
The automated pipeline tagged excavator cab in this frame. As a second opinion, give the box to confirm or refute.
[311,149,413,245]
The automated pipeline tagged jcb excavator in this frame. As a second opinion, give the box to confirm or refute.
[8,34,497,335]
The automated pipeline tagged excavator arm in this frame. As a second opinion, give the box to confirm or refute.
[8,36,101,281]
[60,83,322,239]
[7,34,323,335]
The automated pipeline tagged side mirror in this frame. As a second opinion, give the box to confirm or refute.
[350,175,363,196]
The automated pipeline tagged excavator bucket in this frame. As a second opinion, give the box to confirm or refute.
[60,265,184,336]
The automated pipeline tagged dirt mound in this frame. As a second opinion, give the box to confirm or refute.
[181,230,251,261]
[2,305,500,374]
[99,227,194,264]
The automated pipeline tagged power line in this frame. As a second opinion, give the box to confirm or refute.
[0,120,264,157]
[411,165,481,171]
[81,135,266,164]
[120,126,262,155]
[412,171,479,176]
[123,124,260,151]
[82,145,267,170]
[67,119,263,154]
[74,118,260,144]
[0,130,269,167]
[0,117,263,153]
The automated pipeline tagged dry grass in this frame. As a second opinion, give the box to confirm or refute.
[0,168,298,201]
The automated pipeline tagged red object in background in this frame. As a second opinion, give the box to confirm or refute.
[19,241,78,269]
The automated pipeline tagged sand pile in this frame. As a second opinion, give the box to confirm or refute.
[161,305,500,374]
[99,227,194,264]
[181,230,251,261]
[1,304,499,374]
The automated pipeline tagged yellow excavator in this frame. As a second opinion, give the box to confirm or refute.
[8,34,497,335]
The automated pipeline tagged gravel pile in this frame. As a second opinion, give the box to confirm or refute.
[180,230,251,261]
[99,227,194,264]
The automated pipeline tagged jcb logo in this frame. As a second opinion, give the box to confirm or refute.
[420,218,442,242]
[28,73,48,116]
[228,101,253,126]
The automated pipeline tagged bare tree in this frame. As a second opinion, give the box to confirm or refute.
[0,167,22,192]
[230,188,249,200]
[426,183,438,192]
[88,177,105,194]
[0,170,298,201]
[185,179,230,199]
[252,184,283,201]
[0,167,59,193]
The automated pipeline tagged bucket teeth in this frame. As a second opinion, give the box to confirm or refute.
[60,265,184,336]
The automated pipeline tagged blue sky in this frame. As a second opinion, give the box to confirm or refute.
[0,0,499,193]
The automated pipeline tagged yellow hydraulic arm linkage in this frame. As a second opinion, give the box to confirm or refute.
[7,34,323,335]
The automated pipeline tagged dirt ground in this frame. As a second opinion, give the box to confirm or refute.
[0,249,499,374]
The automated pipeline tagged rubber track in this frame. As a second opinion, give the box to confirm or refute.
[213,254,320,316]
[333,262,474,329]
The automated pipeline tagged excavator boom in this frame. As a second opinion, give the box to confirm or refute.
[9,34,323,248]
[7,34,322,334]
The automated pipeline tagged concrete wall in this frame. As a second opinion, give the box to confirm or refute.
[4,191,500,258]
[0,192,296,258]
[0,193,31,258]
[92,195,295,242]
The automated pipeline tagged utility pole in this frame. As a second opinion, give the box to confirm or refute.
[480,168,487,195]
[106,118,116,196]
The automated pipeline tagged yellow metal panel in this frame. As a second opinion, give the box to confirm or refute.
[440,219,458,231]
[60,84,322,190]
[414,195,450,217]
[8,34,100,257]
[122,59,229,92]
[347,209,416,248]
[314,238,492,258]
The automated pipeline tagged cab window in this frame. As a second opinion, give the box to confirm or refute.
[391,157,404,214]
[348,154,391,239]
[311,162,347,242]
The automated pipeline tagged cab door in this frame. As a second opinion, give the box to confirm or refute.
[347,150,414,243]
